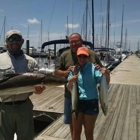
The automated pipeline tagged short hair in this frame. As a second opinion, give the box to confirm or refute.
[69,33,82,40]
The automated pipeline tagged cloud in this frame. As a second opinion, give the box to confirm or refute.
[27,18,40,24]
[25,32,66,48]
[65,23,80,29]
[0,9,4,13]
[20,23,27,28]
[0,9,5,16]
[109,19,140,28]
[126,19,140,24]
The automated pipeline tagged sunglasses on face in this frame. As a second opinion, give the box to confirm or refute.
[70,40,81,44]
[8,37,22,42]
[77,55,88,58]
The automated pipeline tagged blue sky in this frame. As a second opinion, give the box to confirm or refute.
[0,0,140,51]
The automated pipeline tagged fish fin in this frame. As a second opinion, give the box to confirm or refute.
[72,110,78,119]
[71,110,75,114]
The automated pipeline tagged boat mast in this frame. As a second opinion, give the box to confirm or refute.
[105,0,110,48]
[66,16,69,39]
[92,0,94,49]
[120,5,124,49]
[124,28,127,51]
[107,0,110,48]
[84,0,88,41]
[3,16,6,45]
[40,20,42,47]
[0,16,6,45]
[27,26,29,40]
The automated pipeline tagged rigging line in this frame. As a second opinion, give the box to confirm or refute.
[0,17,5,43]
[87,4,92,26]
[113,0,116,48]
[47,0,57,32]
[68,0,73,28]
[85,1,92,42]
[72,0,74,33]
[0,25,4,42]
[0,18,5,40]
[69,0,75,33]
[96,0,104,47]
[77,0,82,33]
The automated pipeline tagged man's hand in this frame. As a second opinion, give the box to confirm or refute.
[93,63,108,74]
[33,85,46,94]
[93,63,110,85]
[62,66,74,77]
[69,75,78,83]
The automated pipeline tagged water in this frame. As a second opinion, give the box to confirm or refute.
[14,120,52,139]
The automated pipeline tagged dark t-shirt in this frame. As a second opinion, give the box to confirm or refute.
[56,49,102,98]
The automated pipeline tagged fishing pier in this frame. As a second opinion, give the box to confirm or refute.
[31,54,140,140]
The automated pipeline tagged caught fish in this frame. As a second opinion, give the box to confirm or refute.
[98,75,109,115]
[0,73,67,96]
[71,64,80,119]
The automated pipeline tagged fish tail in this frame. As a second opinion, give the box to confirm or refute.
[73,63,81,75]
[72,110,79,119]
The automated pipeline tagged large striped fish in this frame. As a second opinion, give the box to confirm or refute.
[0,72,67,96]
[98,75,109,115]
[71,64,80,119]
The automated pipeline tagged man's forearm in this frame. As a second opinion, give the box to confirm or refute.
[54,69,67,77]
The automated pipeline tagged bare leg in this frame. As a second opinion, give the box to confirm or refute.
[69,123,73,138]
[72,112,83,140]
[84,115,97,140]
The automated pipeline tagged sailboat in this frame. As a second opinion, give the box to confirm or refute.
[0,16,7,53]
[93,0,121,70]
[115,5,127,62]
[39,0,120,72]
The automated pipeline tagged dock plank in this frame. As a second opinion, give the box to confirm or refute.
[30,85,64,113]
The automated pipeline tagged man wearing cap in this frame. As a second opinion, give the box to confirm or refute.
[55,33,110,138]
[0,30,45,140]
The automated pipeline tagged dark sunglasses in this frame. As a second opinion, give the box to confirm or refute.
[77,55,88,58]
[8,37,22,42]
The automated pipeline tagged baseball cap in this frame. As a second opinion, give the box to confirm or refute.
[77,46,89,56]
[6,30,22,39]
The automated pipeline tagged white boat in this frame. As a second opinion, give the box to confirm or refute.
[94,47,120,71]
[38,64,55,74]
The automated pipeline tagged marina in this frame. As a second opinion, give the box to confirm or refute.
[0,1,140,140]
[31,54,140,140]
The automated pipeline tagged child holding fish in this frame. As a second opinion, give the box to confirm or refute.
[67,46,110,140]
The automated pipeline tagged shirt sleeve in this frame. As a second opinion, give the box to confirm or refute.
[55,54,65,70]
[67,71,73,81]
[94,66,102,84]
[95,53,103,67]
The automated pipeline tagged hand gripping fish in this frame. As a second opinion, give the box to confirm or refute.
[98,75,109,115]
[71,64,80,119]
[0,72,67,96]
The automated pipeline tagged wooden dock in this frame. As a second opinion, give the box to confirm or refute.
[32,54,140,140]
